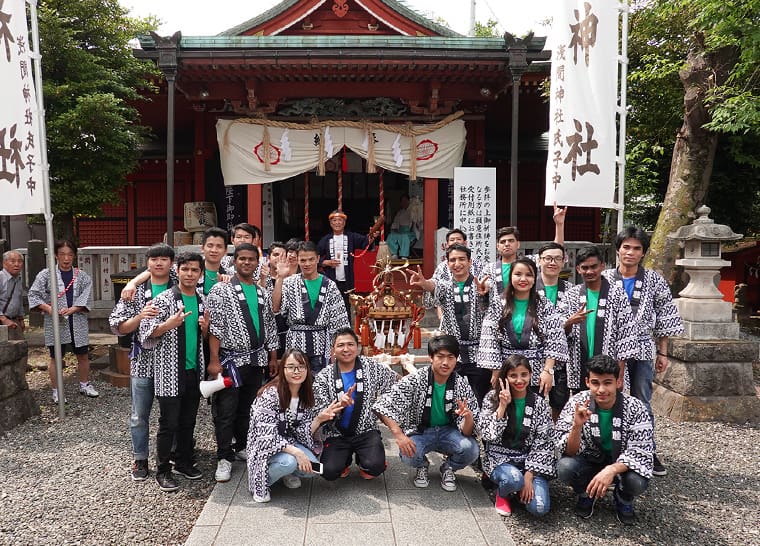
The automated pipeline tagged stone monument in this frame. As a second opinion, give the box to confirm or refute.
[0,326,39,432]
[652,206,760,423]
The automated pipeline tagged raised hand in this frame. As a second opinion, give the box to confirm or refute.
[408,266,426,287]
[319,399,344,423]
[553,201,568,224]
[455,399,472,420]
[565,302,594,328]
[573,398,592,428]
[166,306,191,330]
[497,378,511,410]
[339,384,356,408]
[474,274,491,295]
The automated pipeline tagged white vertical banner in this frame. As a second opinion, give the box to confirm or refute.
[545,0,619,208]
[0,0,44,214]
[454,167,496,264]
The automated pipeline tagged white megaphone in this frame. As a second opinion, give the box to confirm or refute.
[200,374,233,399]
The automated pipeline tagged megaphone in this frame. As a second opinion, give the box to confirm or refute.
[200,374,233,399]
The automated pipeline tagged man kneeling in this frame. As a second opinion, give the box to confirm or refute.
[555,354,654,525]
[373,334,480,492]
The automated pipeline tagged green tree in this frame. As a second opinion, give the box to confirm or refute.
[474,19,499,38]
[38,0,158,240]
[625,0,760,283]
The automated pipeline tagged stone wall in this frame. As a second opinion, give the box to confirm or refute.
[0,331,39,433]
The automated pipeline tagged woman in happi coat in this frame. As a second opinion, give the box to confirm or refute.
[477,258,569,396]
[479,355,555,517]
[246,349,343,503]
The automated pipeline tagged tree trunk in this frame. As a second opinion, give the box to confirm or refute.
[645,43,736,288]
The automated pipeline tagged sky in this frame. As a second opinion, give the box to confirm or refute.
[119,0,554,38]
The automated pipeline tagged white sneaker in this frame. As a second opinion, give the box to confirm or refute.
[253,492,270,503]
[282,474,302,489]
[79,383,99,397]
[440,463,457,492]
[52,390,67,404]
[235,450,247,461]
[215,459,232,482]
[413,466,429,488]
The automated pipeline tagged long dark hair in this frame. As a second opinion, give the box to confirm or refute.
[497,258,542,341]
[258,349,315,411]
[490,355,533,443]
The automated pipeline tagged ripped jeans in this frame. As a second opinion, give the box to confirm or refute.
[490,463,551,516]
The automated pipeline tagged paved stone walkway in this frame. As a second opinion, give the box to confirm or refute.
[185,431,516,546]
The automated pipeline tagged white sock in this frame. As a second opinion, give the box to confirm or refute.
[79,381,89,388]
[52,388,58,396]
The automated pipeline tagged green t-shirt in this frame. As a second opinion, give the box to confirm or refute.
[501,262,512,287]
[512,298,529,343]
[429,381,450,427]
[597,407,614,457]
[181,294,199,371]
[512,396,526,447]
[151,282,168,299]
[543,283,559,305]
[456,281,465,297]
[240,282,261,337]
[303,275,323,309]
[203,269,218,296]
[585,289,600,358]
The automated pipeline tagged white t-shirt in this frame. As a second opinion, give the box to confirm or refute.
[333,234,347,282]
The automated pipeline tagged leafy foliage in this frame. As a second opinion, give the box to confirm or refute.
[37,0,158,238]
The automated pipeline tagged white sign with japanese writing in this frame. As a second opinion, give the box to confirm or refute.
[454,167,496,264]
[545,0,619,209]
[0,0,43,214]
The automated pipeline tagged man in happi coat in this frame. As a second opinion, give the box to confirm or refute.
[313,327,398,481]
[602,226,683,476]
[273,240,350,373]
[206,244,279,483]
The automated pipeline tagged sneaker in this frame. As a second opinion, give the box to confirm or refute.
[652,454,667,476]
[253,492,271,503]
[52,390,67,404]
[282,474,302,489]
[340,466,351,478]
[413,466,429,488]
[494,492,512,516]
[131,459,149,482]
[79,383,99,398]
[235,450,247,462]
[156,471,179,492]
[174,464,202,480]
[358,468,375,480]
[574,495,596,519]
[215,459,232,482]
[439,463,457,492]
[614,493,637,525]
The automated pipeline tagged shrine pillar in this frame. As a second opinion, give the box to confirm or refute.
[247,184,263,231]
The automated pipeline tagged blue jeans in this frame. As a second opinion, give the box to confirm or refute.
[398,426,480,471]
[627,359,656,450]
[557,456,649,504]
[490,463,550,516]
[267,443,319,486]
[130,376,154,460]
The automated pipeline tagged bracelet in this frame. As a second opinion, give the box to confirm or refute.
[656,351,666,357]
[542,368,555,375]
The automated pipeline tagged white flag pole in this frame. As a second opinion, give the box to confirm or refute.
[28,0,65,418]
[616,1,630,232]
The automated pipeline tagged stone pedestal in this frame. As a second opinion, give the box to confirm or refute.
[100,345,131,388]
[653,337,760,424]
[0,327,40,433]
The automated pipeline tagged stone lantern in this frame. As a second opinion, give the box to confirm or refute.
[652,206,760,423]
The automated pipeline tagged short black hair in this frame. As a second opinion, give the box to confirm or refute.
[176,251,204,271]
[269,241,287,254]
[297,240,319,256]
[538,242,565,257]
[446,243,471,260]
[445,228,467,242]
[615,226,650,253]
[234,243,259,260]
[146,243,175,261]
[427,334,460,359]
[496,226,521,241]
[576,245,604,265]
[202,227,228,246]
[54,239,77,255]
[286,238,302,252]
[332,327,359,346]
[232,223,262,240]
[586,354,620,378]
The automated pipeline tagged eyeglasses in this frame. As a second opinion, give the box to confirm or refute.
[284,365,306,373]
[540,256,564,264]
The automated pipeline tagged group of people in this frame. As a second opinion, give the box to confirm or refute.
[0,206,683,525]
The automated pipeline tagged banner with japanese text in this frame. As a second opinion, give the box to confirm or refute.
[0,0,43,214]
[217,119,466,185]
[454,167,496,264]
[545,0,619,209]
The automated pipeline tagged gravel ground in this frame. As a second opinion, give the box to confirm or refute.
[1,345,759,546]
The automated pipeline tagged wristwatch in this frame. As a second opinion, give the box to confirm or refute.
[542,367,555,376]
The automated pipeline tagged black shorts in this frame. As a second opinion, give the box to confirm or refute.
[47,344,89,358]
[548,364,570,411]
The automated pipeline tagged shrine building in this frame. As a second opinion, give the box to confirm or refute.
[77,0,602,276]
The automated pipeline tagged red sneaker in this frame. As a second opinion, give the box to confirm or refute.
[340,466,351,478]
[495,492,512,516]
